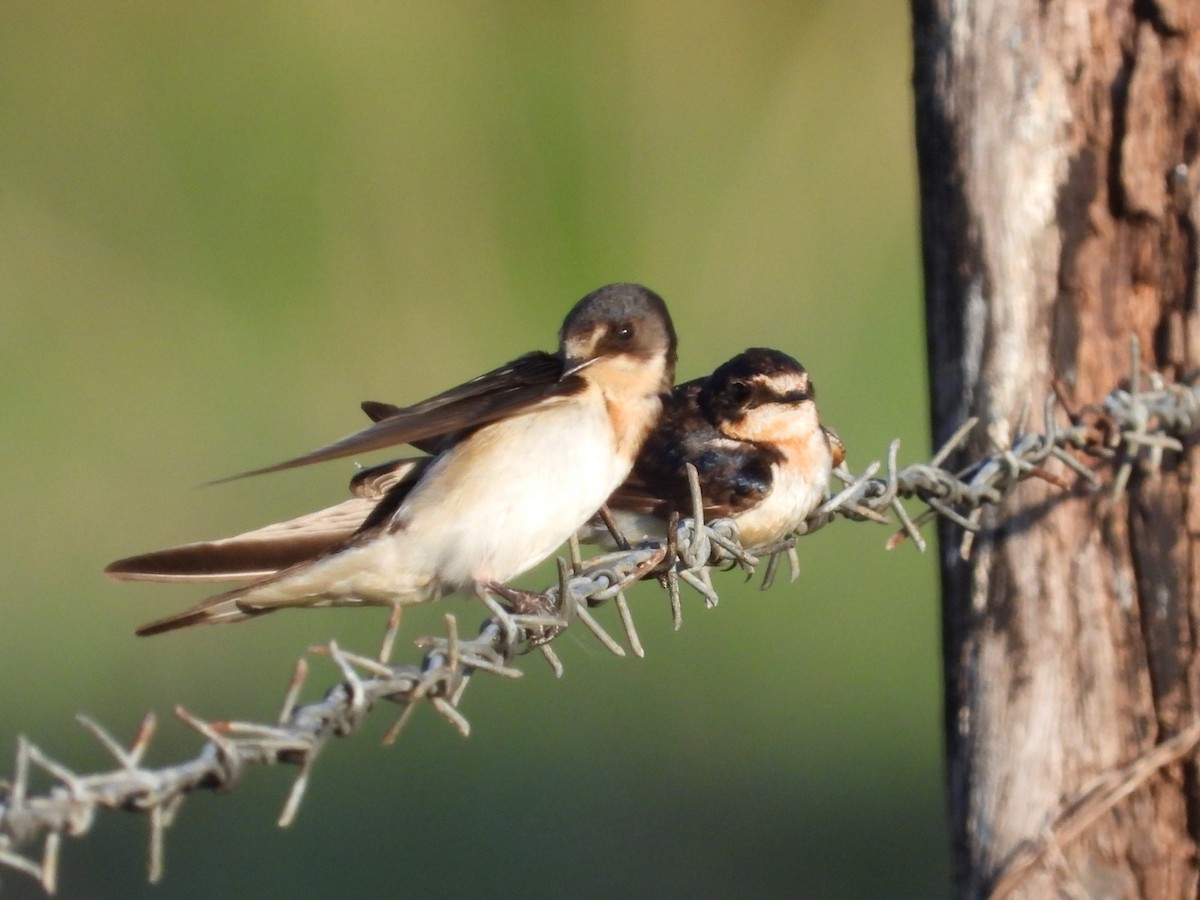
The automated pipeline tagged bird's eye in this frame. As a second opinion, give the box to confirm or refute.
[727,380,752,404]
[613,322,635,342]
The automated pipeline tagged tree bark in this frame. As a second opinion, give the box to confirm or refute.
[912,1,1200,897]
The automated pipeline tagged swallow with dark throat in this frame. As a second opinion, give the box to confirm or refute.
[587,347,844,550]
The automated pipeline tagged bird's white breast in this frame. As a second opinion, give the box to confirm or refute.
[247,381,661,610]
[385,392,630,592]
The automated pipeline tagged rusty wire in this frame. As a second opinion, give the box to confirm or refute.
[2,349,1197,893]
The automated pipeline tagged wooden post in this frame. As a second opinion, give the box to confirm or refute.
[911,2,1200,896]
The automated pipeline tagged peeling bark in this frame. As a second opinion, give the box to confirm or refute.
[912,1,1200,896]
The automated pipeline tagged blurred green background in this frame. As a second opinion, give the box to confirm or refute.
[0,2,944,897]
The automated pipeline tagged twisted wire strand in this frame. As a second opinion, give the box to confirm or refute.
[2,353,1197,893]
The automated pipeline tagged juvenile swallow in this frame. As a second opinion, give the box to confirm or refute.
[107,283,677,635]
[585,347,844,550]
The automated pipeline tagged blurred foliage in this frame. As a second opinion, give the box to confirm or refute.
[0,2,944,897]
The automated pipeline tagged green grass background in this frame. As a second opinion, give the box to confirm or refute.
[0,3,946,897]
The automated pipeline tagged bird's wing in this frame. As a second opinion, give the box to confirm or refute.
[211,351,573,483]
[129,459,432,635]
[106,458,429,583]
[608,380,776,520]
[349,456,428,498]
[359,400,456,455]
[610,439,776,521]
[360,399,401,422]
[105,498,375,584]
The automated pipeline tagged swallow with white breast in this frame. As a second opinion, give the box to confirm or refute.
[584,347,844,550]
[106,282,677,635]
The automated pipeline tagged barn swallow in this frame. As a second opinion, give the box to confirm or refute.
[583,348,844,550]
[106,283,677,635]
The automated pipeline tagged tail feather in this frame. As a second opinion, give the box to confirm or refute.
[132,554,337,635]
[134,589,266,636]
[131,525,408,636]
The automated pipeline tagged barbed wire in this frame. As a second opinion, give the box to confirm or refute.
[3,348,1197,894]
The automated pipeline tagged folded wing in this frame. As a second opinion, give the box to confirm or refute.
[211,351,570,483]
[106,457,426,583]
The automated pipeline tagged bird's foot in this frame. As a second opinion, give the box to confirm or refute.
[480,582,565,651]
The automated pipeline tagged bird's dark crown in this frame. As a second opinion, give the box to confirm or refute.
[559,283,677,372]
[700,347,812,424]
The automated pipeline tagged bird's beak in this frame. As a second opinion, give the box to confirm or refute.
[561,355,598,380]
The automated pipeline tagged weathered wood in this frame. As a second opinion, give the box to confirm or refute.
[912,1,1200,896]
